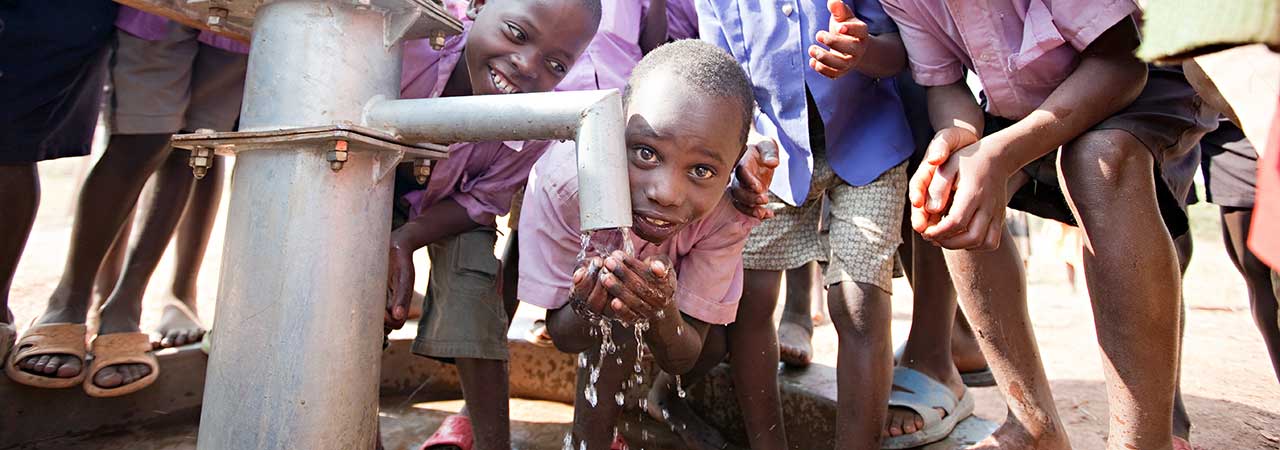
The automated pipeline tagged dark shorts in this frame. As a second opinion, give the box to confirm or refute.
[990,65,1218,238]
[0,1,115,164]
[411,229,509,363]
[1200,121,1257,209]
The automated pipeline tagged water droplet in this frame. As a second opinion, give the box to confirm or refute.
[675,375,687,398]
[585,385,598,407]
[615,391,625,405]
[661,408,670,420]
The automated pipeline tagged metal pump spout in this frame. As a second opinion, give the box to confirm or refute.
[365,90,634,231]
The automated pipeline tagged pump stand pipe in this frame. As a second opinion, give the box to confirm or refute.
[364,90,633,232]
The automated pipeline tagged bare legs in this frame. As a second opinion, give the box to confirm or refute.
[0,164,40,327]
[829,280,894,448]
[1220,207,1280,380]
[779,262,820,367]
[17,134,171,380]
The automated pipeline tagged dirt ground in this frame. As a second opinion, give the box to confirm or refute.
[9,154,1279,449]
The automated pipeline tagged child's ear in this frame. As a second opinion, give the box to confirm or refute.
[466,0,486,20]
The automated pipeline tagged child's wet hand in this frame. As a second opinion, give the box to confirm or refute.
[809,0,869,79]
[600,252,677,323]
[571,257,610,316]
[731,135,780,219]
[385,243,416,330]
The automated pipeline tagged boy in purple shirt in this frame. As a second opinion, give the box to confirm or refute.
[884,0,1218,448]
[518,40,760,450]
[381,1,600,449]
[8,7,250,397]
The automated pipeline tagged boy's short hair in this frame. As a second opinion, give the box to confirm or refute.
[624,39,756,145]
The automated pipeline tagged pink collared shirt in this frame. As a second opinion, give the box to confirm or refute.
[517,144,757,325]
[556,0,699,91]
[399,20,550,227]
[880,0,1137,120]
[115,7,250,54]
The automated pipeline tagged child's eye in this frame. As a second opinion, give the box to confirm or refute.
[548,59,567,74]
[506,22,527,42]
[691,165,716,179]
[634,146,657,162]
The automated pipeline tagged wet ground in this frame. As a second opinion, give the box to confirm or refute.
[10,152,1280,449]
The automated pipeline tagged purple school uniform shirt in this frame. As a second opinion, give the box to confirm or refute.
[880,0,1137,120]
[399,20,551,227]
[517,144,757,325]
[114,7,250,54]
[697,0,913,205]
[556,0,698,92]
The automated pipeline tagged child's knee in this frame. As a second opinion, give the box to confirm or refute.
[1060,129,1153,193]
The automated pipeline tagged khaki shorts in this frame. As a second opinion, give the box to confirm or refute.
[111,26,248,134]
[411,228,509,362]
[743,159,907,291]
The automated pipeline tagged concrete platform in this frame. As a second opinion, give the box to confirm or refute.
[1,335,994,449]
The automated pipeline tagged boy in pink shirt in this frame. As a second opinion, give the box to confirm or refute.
[380,1,601,449]
[518,40,760,450]
[882,0,1217,448]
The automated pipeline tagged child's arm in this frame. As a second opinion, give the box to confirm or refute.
[385,198,482,328]
[639,0,669,55]
[907,80,983,231]
[600,252,711,374]
[915,18,1147,250]
[809,0,906,79]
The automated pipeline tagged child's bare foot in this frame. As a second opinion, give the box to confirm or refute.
[645,378,728,450]
[152,298,205,349]
[966,417,1069,450]
[778,313,813,367]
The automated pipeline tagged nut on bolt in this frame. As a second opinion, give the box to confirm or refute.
[429,30,447,50]
[207,7,228,30]
[413,159,433,184]
[189,146,215,179]
[327,140,350,171]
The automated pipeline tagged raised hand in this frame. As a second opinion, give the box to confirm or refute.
[730,133,780,219]
[809,0,870,79]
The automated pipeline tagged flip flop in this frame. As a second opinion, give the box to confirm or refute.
[82,332,160,398]
[4,322,88,389]
[881,367,975,450]
[420,414,474,450]
[1172,436,1194,450]
[894,343,996,388]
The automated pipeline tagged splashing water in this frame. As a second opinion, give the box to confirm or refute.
[675,375,687,398]
[615,391,626,406]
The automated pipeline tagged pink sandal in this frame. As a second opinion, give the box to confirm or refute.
[419,414,474,450]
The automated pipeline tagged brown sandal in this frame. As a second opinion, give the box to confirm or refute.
[83,332,159,398]
[4,323,88,389]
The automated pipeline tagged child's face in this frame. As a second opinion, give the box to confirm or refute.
[464,0,595,95]
[624,72,746,243]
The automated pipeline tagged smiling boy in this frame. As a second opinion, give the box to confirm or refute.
[517,39,759,450]
[380,1,602,449]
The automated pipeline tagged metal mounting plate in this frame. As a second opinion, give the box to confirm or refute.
[171,123,450,160]
[113,0,462,45]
